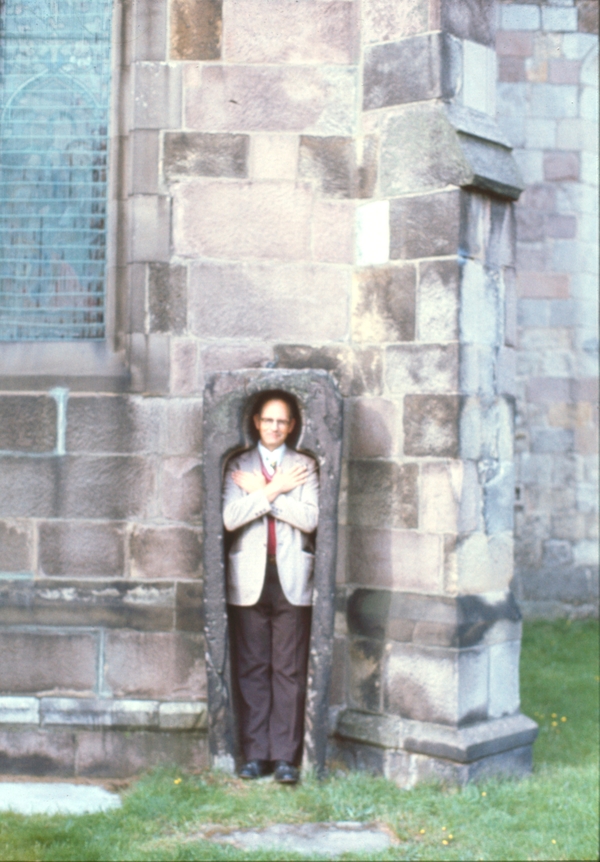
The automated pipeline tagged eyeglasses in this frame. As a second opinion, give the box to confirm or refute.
[259,418,290,428]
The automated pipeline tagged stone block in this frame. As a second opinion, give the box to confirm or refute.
[499,56,527,82]
[131,131,159,194]
[546,214,577,239]
[440,0,496,46]
[419,461,464,534]
[0,395,56,453]
[0,697,39,725]
[170,0,221,60]
[542,5,578,31]
[39,521,126,578]
[542,540,573,569]
[56,457,155,519]
[200,344,273,376]
[348,527,443,592]
[130,526,202,579]
[544,151,580,181]
[165,399,203,456]
[530,84,578,118]
[348,638,383,713]
[362,0,427,44]
[40,697,159,729]
[352,266,416,343]
[417,260,459,342]
[454,531,514,594]
[363,34,460,111]
[132,0,167,60]
[496,31,534,58]
[149,263,187,335]
[488,641,521,719]
[104,631,206,699]
[347,398,397,458]
[273,345,381,397]
[67,396,162,454]
[161,457,203,522]
[176,581,204,633]
[348,461,418,529]
[483,461,515,534]
[223,0,355,64]
[403,395,460,457]
[356,201,389,266]
[462,40,497,115]
[578,1,599,33]
[0,458,59,518]
[459,261,502,347]
[189,262,349,342]
[173,179,312,261]
[548,59,582,85]
[312,200,355,265]
[0,729,76,776]
[130,195,170,262]
[75,728,209,778]
[501,4,540,30]
[133,63,181,129]
[0,632,97,695]
[163,132,248,181]
[299,136,354,198]
[386,344,459,395]
[250,134,298,181]
[0,520,32,573]
[531,427,574,453]
[0,578,175,631]
[159,701,208,730]
[384,643,488,726]
[184,64,357,135]
[390,190,460,260]
[517,272,570,299]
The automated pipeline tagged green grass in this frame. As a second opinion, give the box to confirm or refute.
[0,620,598,861]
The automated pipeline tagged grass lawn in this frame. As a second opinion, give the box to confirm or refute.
[0,619,598,861]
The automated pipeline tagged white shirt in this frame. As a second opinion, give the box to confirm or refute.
[258,442,286,477]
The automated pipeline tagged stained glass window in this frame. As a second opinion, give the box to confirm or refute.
[0,0,114,340]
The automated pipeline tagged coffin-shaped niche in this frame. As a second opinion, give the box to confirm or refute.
[202,369,343,774]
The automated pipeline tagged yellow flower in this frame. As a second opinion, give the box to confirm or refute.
[481,791,487,797]
[174,778,182,784]
[561,716,567,722]
[442,826,447,831]
[551,713,557,718]
[551,721,558,727]
[420,829,426,834]
[449,834,453,839]
[442,839,448,845]
[552,839,557,844]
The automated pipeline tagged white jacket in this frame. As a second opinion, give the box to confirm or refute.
[222,446,319,606]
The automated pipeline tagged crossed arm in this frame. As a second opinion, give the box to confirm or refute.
[223,458,319,534]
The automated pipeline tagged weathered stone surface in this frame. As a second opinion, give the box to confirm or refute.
[130,195,171,263]
[184,64,357,135]
[452,532,514,594]
[0,521,32,572]
[189,263,349,342]
[165,398,203,456]
[0,396,56,453]
[440,0,496,48]
[419,461,462,534]
[403,395,460,457]
[390,190,461,260]
[131,0,167,61]
[159,700,208,730]
[362,0,428,44]
[163,132,248,180]
[386,344,459,395]
[130,131,159,194]
[202,370,343,774]
[170,0,222,61]
[0,697,39,725]
[223,0,355,65]
[348,527,443,592]
[133,63,181,129]
[149,264,187,335]
[0,578,175,630]
[41,697,159,729]
[363,33,460,111]
[348,461,418,529]
[104,631,206,699]
[384,642,488,726]
[176,581,204,633]
[173,180,312,260]
[298,135,377,200]
[0,632,97,695]
[273,345,382,397]
[0,729,76,776]
[250,134,298,181]
[352,266,416,343]
[312,199,355,264]
[75,728,209,777]
[347,398,398,459]
[130,526,202,579]
[348,638,383,713]
[161,457,203,522]
[67,396,162,454]
[39,521,126,578]
[488,640,521,719]
[418,260,459,342]
[200,344,273,376]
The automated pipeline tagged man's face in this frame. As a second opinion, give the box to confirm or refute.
[254,399,295,451]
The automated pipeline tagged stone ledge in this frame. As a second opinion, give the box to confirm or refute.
[0,697,208,732]
[336,709,538,763]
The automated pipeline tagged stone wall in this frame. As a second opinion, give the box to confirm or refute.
[0,0,542,779]
[495,0,599,617]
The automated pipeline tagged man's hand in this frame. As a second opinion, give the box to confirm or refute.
[232,470,267,494]
[265,464,308,502]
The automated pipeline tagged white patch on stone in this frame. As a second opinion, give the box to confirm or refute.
[355,200,389,266]
[207,822,394,858]
[462,41,496,117]
[0,783,121,816]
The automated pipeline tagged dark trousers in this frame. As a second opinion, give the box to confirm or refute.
[229,561,312,764]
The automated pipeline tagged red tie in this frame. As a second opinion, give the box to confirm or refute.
[260,460,277,556]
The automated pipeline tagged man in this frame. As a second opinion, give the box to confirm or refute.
[222,392,319,784]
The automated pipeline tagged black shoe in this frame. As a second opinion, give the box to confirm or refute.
[273,760,299,784]
[239,759,271,779]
